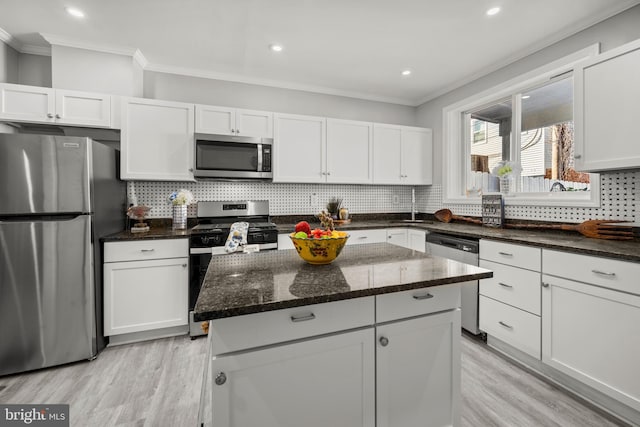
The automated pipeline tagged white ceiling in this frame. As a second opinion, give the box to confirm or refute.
[1,0,639,106]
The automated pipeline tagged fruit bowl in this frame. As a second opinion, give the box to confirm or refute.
[289,231,350,265]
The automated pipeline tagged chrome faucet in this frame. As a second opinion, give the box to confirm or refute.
[411,187,416,221]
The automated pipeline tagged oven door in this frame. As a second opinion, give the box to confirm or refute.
[194,134,273,179]
[189,250,212,337]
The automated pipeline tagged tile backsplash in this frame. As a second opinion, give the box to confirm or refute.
[128,170,638,223]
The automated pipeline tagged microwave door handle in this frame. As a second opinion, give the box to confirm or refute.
[257,144,263,172]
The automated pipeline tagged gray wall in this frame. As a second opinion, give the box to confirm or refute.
[416,4,640,185]
[144,71,417,126]
[0,41,18,83]
[18,53,51,87]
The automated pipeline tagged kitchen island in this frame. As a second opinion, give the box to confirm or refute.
[194,242,492,427]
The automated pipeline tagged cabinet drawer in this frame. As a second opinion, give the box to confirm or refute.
[543,249,640,295]
[210,296,375,355]
[104,238,188,262]
[479,260,541,315]
[480,240,541,271]
[376,284,460,323]
[479,295,541,359]
[346,229,387,245]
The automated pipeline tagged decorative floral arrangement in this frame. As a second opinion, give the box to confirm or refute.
[168,189,195,206]
[492,161,521,178]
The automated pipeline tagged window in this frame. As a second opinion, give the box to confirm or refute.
[443,45,600,207]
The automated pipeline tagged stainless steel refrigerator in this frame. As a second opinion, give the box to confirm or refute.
[0,134,126,376]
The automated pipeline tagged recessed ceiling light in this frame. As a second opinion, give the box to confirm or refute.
[270,44,283,52]
[522,95,531,99]
[65,7,85,18]
[401,70,412,76]
[486,7,501,16]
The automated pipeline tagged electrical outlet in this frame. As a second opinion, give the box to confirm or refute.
[310,193,319,206]
[392,195,399,205]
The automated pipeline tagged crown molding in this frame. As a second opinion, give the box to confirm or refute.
[19,44,51,56]
[0,26,22,52]
[145,62,415,106]
[40,33,138,57]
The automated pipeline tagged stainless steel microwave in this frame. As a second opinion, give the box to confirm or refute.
[194,134,273,180]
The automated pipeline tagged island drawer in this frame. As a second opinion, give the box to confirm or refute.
[479,260,541,315]
[542,249,640,295]
[104,239,188,263]
[480,240,541,271]
[479,295,541,359]
[210,296,375,355]
[376,284,460,323]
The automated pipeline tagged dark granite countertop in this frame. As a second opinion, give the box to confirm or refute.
[102,215,639,262]
[193,242,492,321]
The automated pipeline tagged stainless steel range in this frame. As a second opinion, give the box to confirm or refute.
[188,200,278,337]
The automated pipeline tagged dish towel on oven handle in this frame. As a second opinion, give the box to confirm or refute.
[224,222,249,253]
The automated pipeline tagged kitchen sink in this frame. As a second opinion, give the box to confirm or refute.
[397,219,433,224]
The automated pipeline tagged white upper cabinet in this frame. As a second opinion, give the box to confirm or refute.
[195,105,273,138]
[0,83,111,128]
[574,38,640,171]
[121,97,195,181]
[273,113,326,183]
[373,124,432,185]
[326,119,373,184]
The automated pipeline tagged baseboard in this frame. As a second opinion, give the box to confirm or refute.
[107,325,189,346]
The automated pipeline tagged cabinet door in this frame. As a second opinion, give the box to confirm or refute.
[407,229,426,252]
[386,228,408,248]
[55,89,111,127]
[0,83,55,123]
[210,328,375,427]
[121,97,195,181]
[273,113,326,183]
[401,127,432,185]
[542,274,640,411]
[326,119,373,184]
[574,39,640,171]
[373,124,402,184]
[195,104,235,135]
[236,108,273,137]
[377,309,461,427]
[103,257,189,335]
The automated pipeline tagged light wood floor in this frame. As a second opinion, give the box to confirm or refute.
[0,333,628,427]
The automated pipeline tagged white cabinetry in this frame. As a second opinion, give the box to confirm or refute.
[541,250,640,412]
[574,38,640,171]
[120,97,195,181]
[407,229,426,252]
[103,239,189,340]
[273,113,326,183]
[373,124,432,185]
[326,118,373,184]
[479,240,541,359]
[386,228,408,248]
[195,105,273,137]
[0,83,111,127]
[277,228,388,251]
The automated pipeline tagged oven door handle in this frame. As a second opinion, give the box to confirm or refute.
[190,247,213,255]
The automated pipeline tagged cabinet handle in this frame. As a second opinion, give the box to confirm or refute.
[412,293,434,300]
[358,236,368,240]
[592,269,616,277]
[541,282,550,288]
[290,313,315,323]
[379,336,389,347]
[55,114,61,119]
[215,372,227,386]
[326,172,331,176]
[140,249,155,253]
[182,263,187,268]
[47,113,54,118]
[498,321,513,329]
[236,129,240,134]
[498,282,513,289]
[498,251,513,257]
[188,168,194,172]
[574,154,582,159]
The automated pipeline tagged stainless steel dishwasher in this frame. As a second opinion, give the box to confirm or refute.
[426,233,480,335]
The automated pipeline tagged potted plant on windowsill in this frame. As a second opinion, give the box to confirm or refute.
[492,161,521,195]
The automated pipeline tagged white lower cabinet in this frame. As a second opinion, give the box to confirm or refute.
[103,239,189,338]
[377,309,460,427]
[206,286,461,427]
[211,328,375,427]
[386,228,408,247]
[542,250,640,413]
[407,229,426,252]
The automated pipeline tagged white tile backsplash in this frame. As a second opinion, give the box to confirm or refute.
[128,170,638,223]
